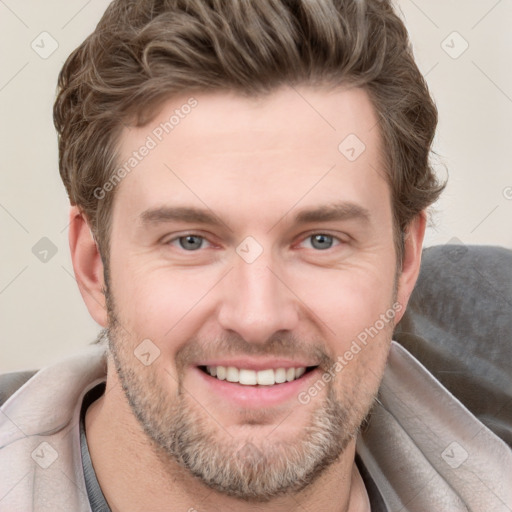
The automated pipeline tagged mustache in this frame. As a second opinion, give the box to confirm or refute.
[174,331,334,371]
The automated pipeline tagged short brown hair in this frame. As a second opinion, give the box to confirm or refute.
[54,0,445,265]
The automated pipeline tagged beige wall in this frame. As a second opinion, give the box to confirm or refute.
[1,0,511,372]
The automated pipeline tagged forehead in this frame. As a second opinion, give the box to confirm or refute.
[113,85,389,230]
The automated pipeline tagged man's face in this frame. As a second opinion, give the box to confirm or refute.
[105,86,400,500]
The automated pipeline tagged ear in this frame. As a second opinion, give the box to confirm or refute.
[68,206,108,327]
[394,212,426,324]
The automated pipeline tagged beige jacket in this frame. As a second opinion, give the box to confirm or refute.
[1,339,511,512]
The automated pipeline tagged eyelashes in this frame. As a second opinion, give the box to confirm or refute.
[165,232,345,252]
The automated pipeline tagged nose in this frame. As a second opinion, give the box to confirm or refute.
[217,250,300,344]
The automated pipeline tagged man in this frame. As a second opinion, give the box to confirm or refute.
[1,1,511,511]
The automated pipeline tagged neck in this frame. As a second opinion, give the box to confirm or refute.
[85,372,370,512]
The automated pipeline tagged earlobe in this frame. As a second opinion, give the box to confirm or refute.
[394,212,426,323]
[68,206,108,327]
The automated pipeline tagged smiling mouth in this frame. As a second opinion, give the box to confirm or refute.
[198,365,318,386]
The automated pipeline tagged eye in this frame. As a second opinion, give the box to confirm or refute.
[300,233,340,250]
[168,234,209,251]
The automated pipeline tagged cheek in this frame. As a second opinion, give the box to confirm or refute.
[109,262,218,343]
[290,262,397,343]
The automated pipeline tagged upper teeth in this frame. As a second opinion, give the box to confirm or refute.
[206,366,307,386]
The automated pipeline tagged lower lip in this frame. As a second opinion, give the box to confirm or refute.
[193,366,321,408]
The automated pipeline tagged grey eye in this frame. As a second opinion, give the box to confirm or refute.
[178,235,204,250]
[310,234,334,250]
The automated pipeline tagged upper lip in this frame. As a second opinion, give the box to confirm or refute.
[196,358,317,371]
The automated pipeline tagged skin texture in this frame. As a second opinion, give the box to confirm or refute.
[70,85,425,512]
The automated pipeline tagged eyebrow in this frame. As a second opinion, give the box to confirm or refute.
[138,201,371,229]
[140,206,222,226]
[292,202,371,225]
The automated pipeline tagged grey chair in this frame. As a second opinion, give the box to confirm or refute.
[394,244,512,448]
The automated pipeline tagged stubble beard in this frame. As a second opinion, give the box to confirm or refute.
[105,298,391,502]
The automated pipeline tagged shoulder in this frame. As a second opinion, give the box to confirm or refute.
[0,370,38,407]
